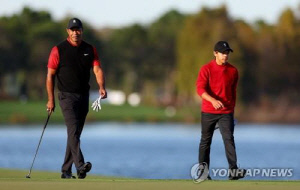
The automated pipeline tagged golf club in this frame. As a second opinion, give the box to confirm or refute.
[26,111,52,178]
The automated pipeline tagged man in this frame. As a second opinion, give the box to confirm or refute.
[46,18,107,179]
[196,41,245,180]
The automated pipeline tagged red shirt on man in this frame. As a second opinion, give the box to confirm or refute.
[196,59,238,114]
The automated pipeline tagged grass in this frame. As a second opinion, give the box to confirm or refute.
[0,169,299,190]
[0,100,200,124]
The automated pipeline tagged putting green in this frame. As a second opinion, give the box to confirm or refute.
[0,169,299,190]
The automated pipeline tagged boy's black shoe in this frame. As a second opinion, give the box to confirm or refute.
[207,175,212,180]
[77,162,92,179]
[61,172,76,179]
[228,168,246,180]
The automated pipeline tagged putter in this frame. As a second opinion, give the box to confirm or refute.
[26,111,52,178]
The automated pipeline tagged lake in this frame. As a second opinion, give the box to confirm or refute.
[0,122,299,180]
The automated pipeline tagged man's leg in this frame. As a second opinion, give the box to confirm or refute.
[61,143,73,173]
[198,113,218,168]
[74,93,92,179]
[59,92,85,172]
[78,93,89,136]
[76,93,89,168]
[218,113,237,169]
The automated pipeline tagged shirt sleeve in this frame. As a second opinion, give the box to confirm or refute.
[47,46,59,69]
[196,66,209,97]
[93,47,101,67]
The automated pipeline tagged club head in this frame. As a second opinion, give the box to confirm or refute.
[26,175,31,178]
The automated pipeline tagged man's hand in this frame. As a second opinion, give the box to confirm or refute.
[201,92,224,110]
[46,100,55,113]
[210,99,224,110]
[99,88,107,99]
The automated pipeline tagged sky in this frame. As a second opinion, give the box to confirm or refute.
[0,0,299,28]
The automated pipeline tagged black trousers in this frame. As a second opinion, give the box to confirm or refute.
[58,92,89,173]
[198,112,238,169]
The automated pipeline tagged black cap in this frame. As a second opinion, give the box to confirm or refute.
[214,41,233,53]
[67,18,83,29]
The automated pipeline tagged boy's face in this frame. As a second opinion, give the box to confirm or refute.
[214,50,230,65]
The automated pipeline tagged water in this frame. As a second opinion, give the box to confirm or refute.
[0,122,299,180]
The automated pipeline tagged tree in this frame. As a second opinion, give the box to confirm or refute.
[234,20,258,103]
[104,24,149,94]
[145,10,186,105]
[147,10,185,79]
[274,9,300,101]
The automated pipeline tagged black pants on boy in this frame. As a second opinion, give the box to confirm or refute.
[58,91,89,173]
[198,112,238,169]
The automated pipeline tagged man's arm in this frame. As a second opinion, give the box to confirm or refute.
[46,68,56,112]
[196,66,224,110]
[93,65,107,99]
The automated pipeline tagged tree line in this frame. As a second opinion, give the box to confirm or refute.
[1,6,300,122]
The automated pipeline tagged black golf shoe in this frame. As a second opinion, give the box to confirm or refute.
[228,168,246,180]
[77,162,92,179]
[207,175,212,180]
[61,172,76,179]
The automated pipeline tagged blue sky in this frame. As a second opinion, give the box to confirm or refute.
[0,0,299,28]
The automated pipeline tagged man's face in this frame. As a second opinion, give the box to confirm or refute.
[66,27,83,44]
[214,50,230,65]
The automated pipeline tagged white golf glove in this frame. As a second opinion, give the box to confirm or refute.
[91,96,102,112]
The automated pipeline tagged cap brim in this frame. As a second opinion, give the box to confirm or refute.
[67,26,82,29]
[219,48,233,53]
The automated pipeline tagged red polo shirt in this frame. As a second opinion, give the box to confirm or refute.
[196,59,238,114]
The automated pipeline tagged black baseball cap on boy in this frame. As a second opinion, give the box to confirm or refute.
[67,18,83,29]
[214,41,233,53]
